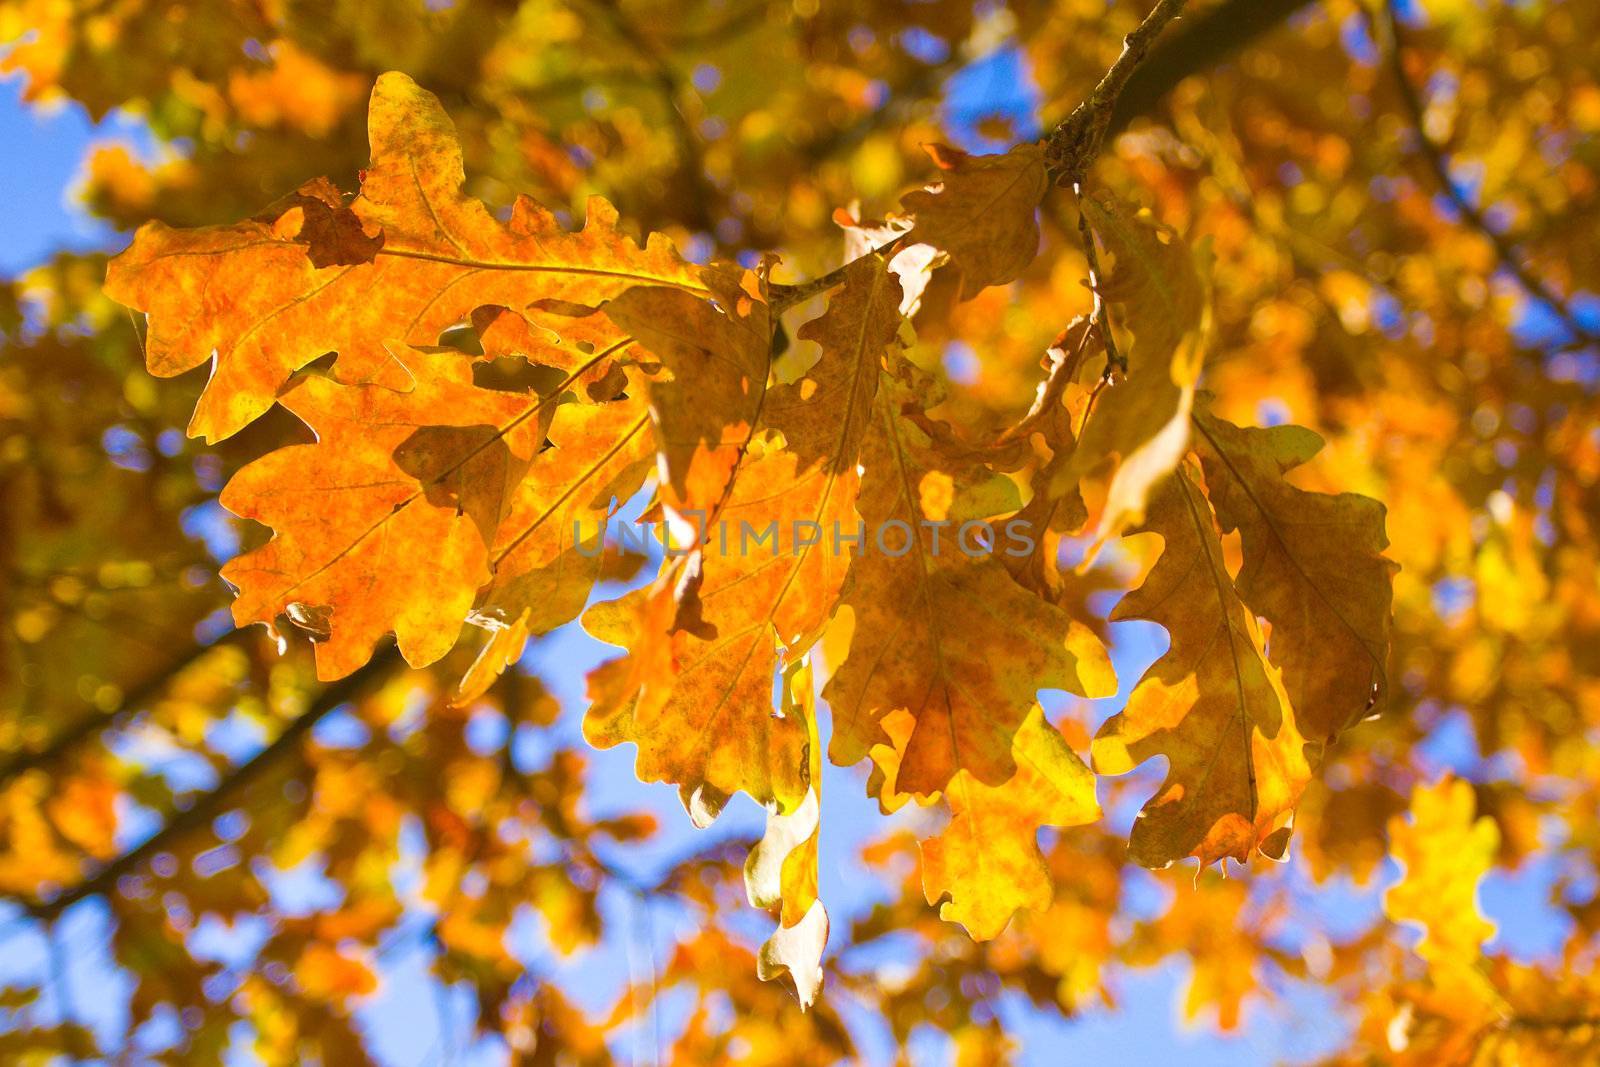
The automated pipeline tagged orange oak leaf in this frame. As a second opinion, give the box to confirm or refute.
[920,705,1100,940]
[826,364,1116,798]
[1092,464,1313,868]
[582,258,900,817]
[476,391,656,639]
[294,943,378,1002]
[225,41,367,138]
[1004,320,1097,597]
[220,348,550,679]
[900,142,1048,299]
[584,572,810,823]
[471,303,635,402]
[105,71,698,442]
[603,266,773,507]
[578,267,793,818]
[1192,409,1398,742]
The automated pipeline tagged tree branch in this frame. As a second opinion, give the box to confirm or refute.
[776,3,1208,317]
[656,2,768,49]
[1044,0,1189,186]
[1377,0,1600,349]
[1104,0,1318,139]
[14,645,402,923]
[0,626,254,789]
[1507,1014,1600,1033]
[719,0,1319,316]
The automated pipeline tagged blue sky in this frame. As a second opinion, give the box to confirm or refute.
[0,27,1570,1064]
[0,79,145,274]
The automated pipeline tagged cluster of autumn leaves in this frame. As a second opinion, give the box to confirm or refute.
[105,72,1397,1003]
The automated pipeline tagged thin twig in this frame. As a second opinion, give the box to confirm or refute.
[1076,198,1125,376]
[768,236,903,314]
[1043,0,1188,378]
[1377,0,1600,349]
[1506,1014,1600,1033]
[1044,0,1190,185]
[1103,0,1315,138]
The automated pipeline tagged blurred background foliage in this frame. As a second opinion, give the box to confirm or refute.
[2,0,1600,1063]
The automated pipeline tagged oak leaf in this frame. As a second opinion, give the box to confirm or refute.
[826,364,1116,797]
[1384,776,1500,971]
[105,72,697,442]
[1054,193,1209,554]
[1092,465,1312,868]
[603,266,773,506]
[221,349,550,679]
[920,706,1099,940]
[477,392,655,639]
[294,943,378,1002]
[583,258,900,817]
[745,660,828,1007]
[1005,320,1096,597]
[1192,409,1397,741]
[900,143,1048,299]
[451,609,532,708]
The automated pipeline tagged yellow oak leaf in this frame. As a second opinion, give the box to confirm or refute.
[1093,465,1313,868]
[451,608,532,708]
[1125,875,1259,1030]
[921,706,1100,940]
[746,660,828,1007]
[1384,776,1500,970]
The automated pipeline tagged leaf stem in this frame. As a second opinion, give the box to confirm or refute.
[769,236,902,314]
[1043,0,1188,378]
[1076,192,1126,377]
